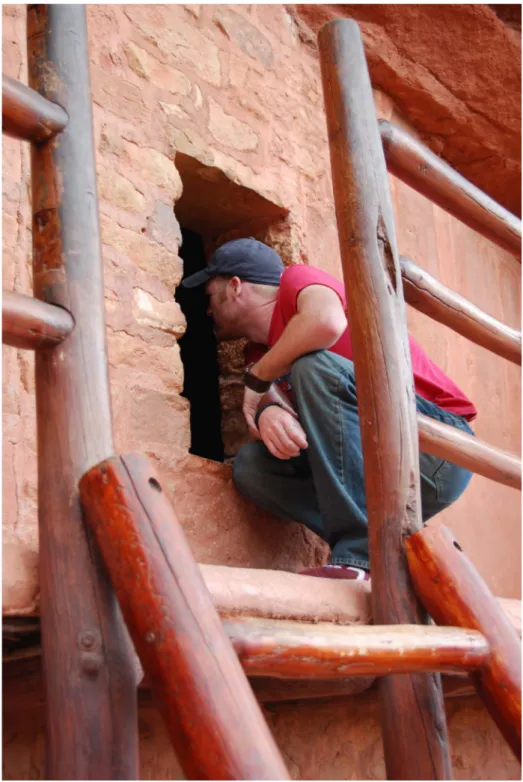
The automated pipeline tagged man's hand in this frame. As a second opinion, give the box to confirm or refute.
[258,405,308,460]
[243,386,265,438]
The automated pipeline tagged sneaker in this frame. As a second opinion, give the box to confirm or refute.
[299,564,371,581]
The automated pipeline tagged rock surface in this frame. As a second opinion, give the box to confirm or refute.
[289,4,522,215]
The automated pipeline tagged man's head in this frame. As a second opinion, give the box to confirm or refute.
[182,238,284,341]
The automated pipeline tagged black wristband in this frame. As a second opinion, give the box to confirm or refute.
[244,369,272,393]
[254,401,285,429]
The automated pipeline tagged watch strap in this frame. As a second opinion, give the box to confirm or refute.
[244,369,272,393]
[254,401,285,429]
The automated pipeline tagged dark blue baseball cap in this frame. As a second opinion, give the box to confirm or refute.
[181,237,284,289]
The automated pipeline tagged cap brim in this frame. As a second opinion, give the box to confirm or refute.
[181,268,212,288]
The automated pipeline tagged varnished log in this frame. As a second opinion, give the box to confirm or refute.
[2,73,68,142]
[2,290,74,349]
[28,7,138,779]
[380,120,521,258]
[79,452,289,781]
[406,525,522,759]
[401,256,521,365]
[418,413,521,491]
[318,20,451,780]
[225,618,490,678]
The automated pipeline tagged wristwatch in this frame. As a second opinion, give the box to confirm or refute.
[244,368,272,393]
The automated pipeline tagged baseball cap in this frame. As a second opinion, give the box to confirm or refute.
[181,237,284,289]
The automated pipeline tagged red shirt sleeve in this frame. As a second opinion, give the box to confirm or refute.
[278,265,346,324]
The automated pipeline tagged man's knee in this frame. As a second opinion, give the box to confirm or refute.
[290,351,326,387]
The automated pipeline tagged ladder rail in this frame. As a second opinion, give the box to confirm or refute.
[380,119,522,257]
[2,72,68,142]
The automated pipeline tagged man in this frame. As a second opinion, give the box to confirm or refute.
[182,238,476,581]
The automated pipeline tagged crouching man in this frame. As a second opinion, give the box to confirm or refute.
[182,238,475,581]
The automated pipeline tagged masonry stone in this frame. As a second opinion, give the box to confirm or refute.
[132,288,186,336]
[122,141,183,199]
[208,98,259,152]
[97,166,145,212]
[213,8,274,68]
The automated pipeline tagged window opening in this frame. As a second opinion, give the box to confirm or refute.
[176,227,224,462]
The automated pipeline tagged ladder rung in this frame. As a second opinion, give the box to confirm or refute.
[401,256,521,366]
[224,618,489,678]
[2,290,74,349]
[2,74,68,143]
[380,120,522,258]
[418,413,521,491]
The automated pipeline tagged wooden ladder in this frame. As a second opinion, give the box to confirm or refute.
[2,8,521,781]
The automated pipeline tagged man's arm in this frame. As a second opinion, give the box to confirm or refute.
[250,284,347,383]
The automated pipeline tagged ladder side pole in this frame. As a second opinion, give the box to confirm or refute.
[318,20,451,779]
[27,6,139,778]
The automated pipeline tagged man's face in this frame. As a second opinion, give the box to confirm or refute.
[205,277,244,341]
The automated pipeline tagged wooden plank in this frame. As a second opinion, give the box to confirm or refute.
[27,6,138,780]
[406,525,522,759]
[318,20,452,780]
[401,256,521,365]
[225,618,490,678]
[418,413,521,491]
[2,290,74,349]
[2,73,68,142]
[79,452,289,781]
[380,120,521,258]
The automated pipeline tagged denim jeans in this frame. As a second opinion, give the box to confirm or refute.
[233,350,474,570]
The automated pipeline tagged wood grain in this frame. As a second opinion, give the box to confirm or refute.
[380,120,521,258]
[2,72,68,142]
[406,525,522,759]
[2,289,74,349]
[418,413,521,490]
[225,618,490,678]
[401,256,521,365]
[27,6,138,779]
[79,452,289,781]
[318,19,451,780]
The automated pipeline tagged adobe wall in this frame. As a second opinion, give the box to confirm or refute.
[2,5,521,778]
[2,670,520,781]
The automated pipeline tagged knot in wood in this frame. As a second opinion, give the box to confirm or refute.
[78,628,100,651]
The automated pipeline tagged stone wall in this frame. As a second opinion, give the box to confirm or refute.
[3,3,521,611]
[2,5,521,781]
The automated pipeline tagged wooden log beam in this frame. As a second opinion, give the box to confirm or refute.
[380,120,522,258]
[418,413,521,491]
[225,618,490,678]
[2,73,68,142]
[318,20,452,780]
[406,525,522,759]
[401,256,521,365]
[2,290,74,349]
[79,453,289,781]
[27,7,138,779]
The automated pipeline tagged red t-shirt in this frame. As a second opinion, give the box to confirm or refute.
[247,265,477,421]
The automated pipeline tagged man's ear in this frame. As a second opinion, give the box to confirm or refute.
[230,276,242,297]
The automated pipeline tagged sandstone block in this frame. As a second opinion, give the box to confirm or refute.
[123,6,221,87]
[100,215,183,290]
[2,540,39,615]
[208,98,259,152]
[146,200,182,249]
[158,101,191,122]
[129,386,191,451]
[124,41,192,96]
[123,141,183,199]
[132,288,186,336]
[108,332,184,395]
[214,8,274,68]
[90,64,150,123]
[97,166,145,212]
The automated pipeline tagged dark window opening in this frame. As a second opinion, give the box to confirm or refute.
[176,228,224,462]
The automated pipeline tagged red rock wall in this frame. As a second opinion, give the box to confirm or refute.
[2,4,521,780]
[2,687,520,781]
[3,3,520,604]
